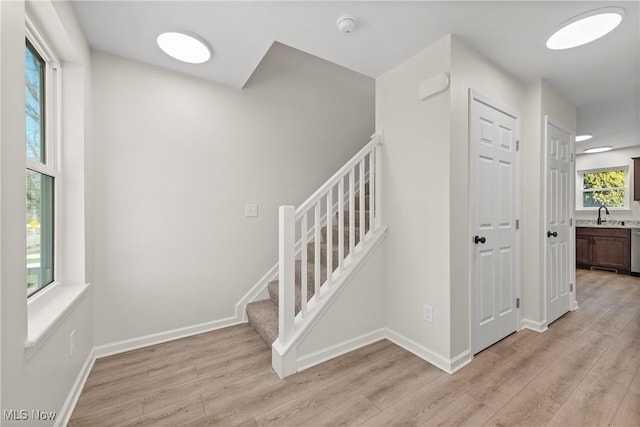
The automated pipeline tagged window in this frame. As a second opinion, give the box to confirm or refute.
[25,37,58,297]
[579,167,629,209]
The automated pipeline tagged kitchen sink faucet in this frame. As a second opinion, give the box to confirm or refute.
[597,205,610,225]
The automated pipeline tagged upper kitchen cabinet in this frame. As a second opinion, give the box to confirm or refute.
[633,157,640,201]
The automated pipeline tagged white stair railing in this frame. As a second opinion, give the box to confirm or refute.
[272,132,383,377]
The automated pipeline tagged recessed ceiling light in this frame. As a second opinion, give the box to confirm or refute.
[576,134,593,142]
[157,32,211,64]
[546,7,624,50]
[584,146,613,154]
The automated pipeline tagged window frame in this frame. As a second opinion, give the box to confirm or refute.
[577,165,630,211]
[26,16,62,300]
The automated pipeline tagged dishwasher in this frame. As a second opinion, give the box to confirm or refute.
[632,229,640,276]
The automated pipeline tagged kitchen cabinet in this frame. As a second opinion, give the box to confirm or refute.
[633,157,640,201]
[576,227,631,274]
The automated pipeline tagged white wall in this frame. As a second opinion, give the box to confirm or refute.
[519,79,577,326]
[91,42,375,348]
[575,145,640,221]
[1,1,93,425]
[296,242,386,367]
[376,36,453,362]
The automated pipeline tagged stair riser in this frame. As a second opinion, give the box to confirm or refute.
[245,300,278,348]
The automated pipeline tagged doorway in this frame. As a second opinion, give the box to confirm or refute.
[469,91,520,354]
[544,117,575,324]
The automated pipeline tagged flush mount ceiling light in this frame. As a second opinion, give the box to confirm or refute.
[157,32,211,64]
[584,146,613,153]
[576,134,594,142]
[546,7,624,50]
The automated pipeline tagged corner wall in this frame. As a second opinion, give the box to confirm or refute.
[521,79,577,327]
[91,42,375,348]
[1,1,94,425]
[375,36,453,364]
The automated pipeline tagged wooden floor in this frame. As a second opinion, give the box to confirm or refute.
[70,270,640,426]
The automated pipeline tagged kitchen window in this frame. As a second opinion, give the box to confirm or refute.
[578,166,629,210]
[26,32,59,297]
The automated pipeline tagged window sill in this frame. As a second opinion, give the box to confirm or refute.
[576,208,632,213]
[26,282,90,359]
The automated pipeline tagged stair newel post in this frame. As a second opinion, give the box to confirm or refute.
[278,206,296,345]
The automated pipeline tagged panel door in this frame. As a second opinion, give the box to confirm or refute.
[470,92,519,354]
[546,121,572,325]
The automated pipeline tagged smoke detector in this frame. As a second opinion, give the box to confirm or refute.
[336,15,357,34]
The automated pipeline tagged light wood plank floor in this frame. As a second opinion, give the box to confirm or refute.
[70,270,640,426]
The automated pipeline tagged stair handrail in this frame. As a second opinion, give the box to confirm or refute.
[295,132,383,220]
[275,132,383,366]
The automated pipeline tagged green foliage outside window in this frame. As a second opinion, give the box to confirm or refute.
[582,169,626,208]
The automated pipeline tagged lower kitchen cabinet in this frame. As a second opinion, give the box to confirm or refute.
[576,227,631,274]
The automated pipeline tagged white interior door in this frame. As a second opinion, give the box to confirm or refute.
[469,91,519,354]
[545,118,572,324]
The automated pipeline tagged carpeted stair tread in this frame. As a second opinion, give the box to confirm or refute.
[306,242,344,267]
[343,210,371,230]
[321,224,362,247]
[246,299,278,348]
[267,259,329,314]
[246,199,371,348]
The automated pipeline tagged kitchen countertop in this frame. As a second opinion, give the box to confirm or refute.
[576,220,640,229]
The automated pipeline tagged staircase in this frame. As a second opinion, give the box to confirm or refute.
[246,188,371,348]
[241,133,384,378]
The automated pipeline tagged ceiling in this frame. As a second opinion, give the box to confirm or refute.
[72,1,639,152]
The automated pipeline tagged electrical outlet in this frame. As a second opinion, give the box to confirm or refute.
[423,304,433,323]
[245,204,258,217]
[69,330,76,357]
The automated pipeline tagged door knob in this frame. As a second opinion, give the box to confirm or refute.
[547,231,558,238]
[474,235,486,244]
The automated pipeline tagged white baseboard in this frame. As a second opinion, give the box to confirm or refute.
[521,318,548,333]
[94,316,244,358]
[449,349,473,374]
[296,328,387,372]
[384,328,459,374]
[55,349,95,427]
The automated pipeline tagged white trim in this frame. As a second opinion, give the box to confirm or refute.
[272,227,387,358]
[55,349,95,427]
[26,12,63,301]
[25,283,90,358]
[544,117,575,325]
[234,265,278,321]
[296,326,472,376]
[296,329,386,372]
[385,329,464,374]
[468,89,521,355]
[94,316,244,359]
[576,165,630,211]
[233,177,369,320]
[520,318,549,333]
